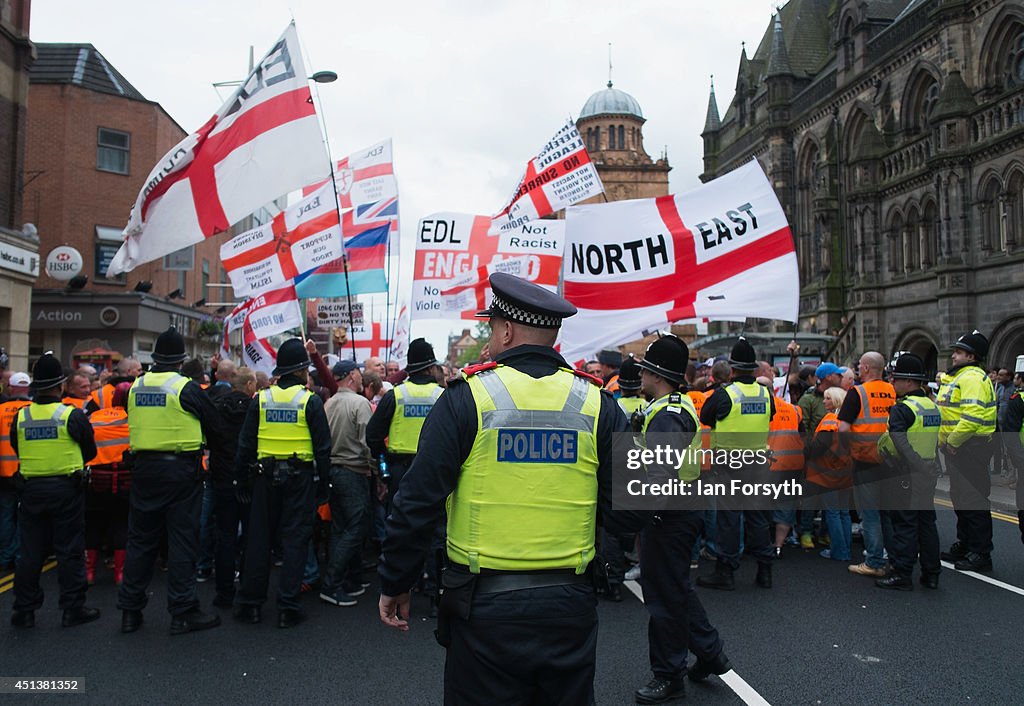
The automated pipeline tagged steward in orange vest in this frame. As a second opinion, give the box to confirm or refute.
[806,412,853,490]
[768,396,804,473]
[85,382,133,586]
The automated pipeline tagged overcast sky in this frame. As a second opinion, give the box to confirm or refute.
[32,0,782,356]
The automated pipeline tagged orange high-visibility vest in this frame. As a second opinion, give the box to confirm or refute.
[89,407,130,466]
[849,379,896,464]
[62,396,87,409]
[806,413,852,489]
[688,390,713,472]
[0,399,32,477]
[88,383,116,412]
[768,396,804,472]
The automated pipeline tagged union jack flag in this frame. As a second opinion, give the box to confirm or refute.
[342,196,399,236]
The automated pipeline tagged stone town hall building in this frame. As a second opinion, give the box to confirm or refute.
[702,0,1024,372]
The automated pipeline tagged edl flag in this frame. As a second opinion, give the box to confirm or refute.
[107,24,328,275]
[557,160,799,363]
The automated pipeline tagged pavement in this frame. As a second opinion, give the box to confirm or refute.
[1,504,1023,705]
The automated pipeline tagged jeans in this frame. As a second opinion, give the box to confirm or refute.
[853,476,891,569]
[323,467,369,594]
[0,485,20,565]
[197,481,215,572]
[303,542,319,584]
[821,488,852,561]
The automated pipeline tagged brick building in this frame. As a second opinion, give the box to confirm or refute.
[0,0,37,372]
[24,43,226,366]
[701,0,1024,372]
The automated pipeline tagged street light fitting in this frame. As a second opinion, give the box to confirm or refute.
[310,70,338,84]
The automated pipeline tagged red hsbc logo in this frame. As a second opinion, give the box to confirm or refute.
[56,252,71,262]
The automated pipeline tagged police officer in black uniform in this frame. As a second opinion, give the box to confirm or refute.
[378,273,642,705]
[10,353,100,628]
[633,335,731,704]
[233,339,332,628]
[118,328,222,635]
[697,337,777,591]
[875,353,942,590]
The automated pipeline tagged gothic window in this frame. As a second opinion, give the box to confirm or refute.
[796,141,820,283]
[618,125,625,150]
[921,201,938,267]
[888,213,904,274]
[979,177,1002,251]
[842,17,855,69]
[593,126,601,151]
[608,125,616,150]
[1007,34,1024,88]
[904,207,920,271]
[1006,168,1024,247]
[904,71,940,133]
[980,13,1024,91]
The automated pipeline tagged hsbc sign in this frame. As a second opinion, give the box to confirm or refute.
[45,246,83,281]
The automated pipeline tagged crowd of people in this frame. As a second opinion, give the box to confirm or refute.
[0,282,1022,703]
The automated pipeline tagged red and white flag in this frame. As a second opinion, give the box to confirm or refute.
[225,282,304,341]
[388,304,410,366]
[439,255,533,313]
[306,139,397,210]
[557,160,799,362]
[107,24,328,275]
[219,182,342,298]
[343,320,393,363]
[489,121,603,235]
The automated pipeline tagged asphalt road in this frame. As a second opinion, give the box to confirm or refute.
[1,506,1022,705]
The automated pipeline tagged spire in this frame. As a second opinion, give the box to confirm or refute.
[766,13,793,77]
[736,41,750,90]
[703,75,721,133]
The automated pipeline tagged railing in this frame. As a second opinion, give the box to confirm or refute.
[792,70,837,119]
[971,92,1024,142]
[880,134,933,182]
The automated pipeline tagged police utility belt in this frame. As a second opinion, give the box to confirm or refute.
[252,456,314,486]
[447,564,589,594]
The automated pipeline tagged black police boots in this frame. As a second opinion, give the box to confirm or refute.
[606,583,624,602]
[635,676,686,704]
[278,609,306,629]
[919,573,940,590]
[121,609,144,633]
[755,562,772,589]
[875,574,913,591]
[11,610,35,628]
[953,552,993,572]
[940,541,967,562]
[169,609,221,635]
[688,651,733,682]
[696,562,735,591]
[233,604,261,624]
[62,606,101,627]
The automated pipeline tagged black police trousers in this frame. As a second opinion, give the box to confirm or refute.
[117,456,202,616]
[443,582,598,706]
[213,479,249,602]
[236,468,315,612]
[946,438,995,554]
[882,469,939,577]
[13,475,88,613]
[641,510,724,680]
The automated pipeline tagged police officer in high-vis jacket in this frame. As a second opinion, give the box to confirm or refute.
[378,273,641,706]
[698,337,776,591]
[233,338,332,628]
[875,353,942,591]
[366,337,444,497]
[118,328,222,635]
[10,353,100,629]
[617,354,646,417]
[633,335,731,704]
[937,330,998,572]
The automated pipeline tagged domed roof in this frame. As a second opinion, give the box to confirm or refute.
[579,81,644,119]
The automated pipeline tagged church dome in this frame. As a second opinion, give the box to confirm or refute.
[579,81,644,119]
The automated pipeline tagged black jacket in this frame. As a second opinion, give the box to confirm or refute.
[378,344,643,596]
[209,390,253,483]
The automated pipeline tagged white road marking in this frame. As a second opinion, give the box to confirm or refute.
[940,561,1024,597]
[623,579,773,706]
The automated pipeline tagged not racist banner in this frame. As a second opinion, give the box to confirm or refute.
[411,214,564,321]
[220,182,342,298]
[557,160,799,363]
[489,121,603,235]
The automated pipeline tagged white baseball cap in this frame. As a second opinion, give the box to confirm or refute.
[9,372,31,387]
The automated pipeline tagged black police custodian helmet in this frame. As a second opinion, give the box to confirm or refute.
[476,272,576,329]
[406,338,439,374]
[30,352,66,391]
[728,336,758,371]
[951,329,989,359]
[891,352,928,381]
[152,327,187,365]
[598,349,622,368]
[618,354,642,391]
[272,338,311,377]
[636,335,689,385]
